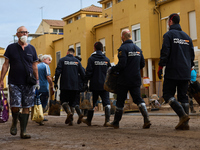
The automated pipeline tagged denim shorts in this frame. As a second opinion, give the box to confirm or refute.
[9,84,35,108]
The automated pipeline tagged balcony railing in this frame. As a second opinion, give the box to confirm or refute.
[156,0,174,5]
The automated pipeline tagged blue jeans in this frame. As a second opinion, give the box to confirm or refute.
[39,92,49,109]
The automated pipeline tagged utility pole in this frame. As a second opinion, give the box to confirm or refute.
[39,6,44,33]
[80,0,82,9]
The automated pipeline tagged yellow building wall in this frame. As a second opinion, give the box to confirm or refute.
[53,38,64,71]
[63,17,110,68]
[95,23,114,63]
[31,34,63,77]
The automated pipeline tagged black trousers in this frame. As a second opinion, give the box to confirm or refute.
[92,90,110,108]
[163,78,189,103]
[60,90,77,107]
[116,85,144,108]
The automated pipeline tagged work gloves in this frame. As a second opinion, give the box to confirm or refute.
[157,66,163,79]
[35,80,40,89]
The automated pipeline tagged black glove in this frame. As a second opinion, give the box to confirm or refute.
[157,66,163,79]
[158,69,163,79]
[110,67,115,74]
[54,84,58,90]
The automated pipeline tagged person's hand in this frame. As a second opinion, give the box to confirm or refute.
[157,66,163,79]
[54,84,58,90]
[35,80,40,89]
[109,67,115,74]
[0,80,4,89]
[50,87,54,95]
[83,83,88,92]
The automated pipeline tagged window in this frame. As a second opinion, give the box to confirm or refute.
[194,61,199,74]
[132,24,141,48]
[99,38,106,54]
[53,28,63,33]
[76,43,81,57]
[86,14,98,17]
[69,44,74,49]
[76,15,81,20]
[67,19,72,24]
[166,18,169,31]
[106,1,112,9]
[0,57,5,70]
[117,0,123,3]
[56,51,61,65]
[189,11,197,40]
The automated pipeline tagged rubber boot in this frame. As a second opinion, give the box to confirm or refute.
[106,108,123,129]
[69,107,74,126]
[189,98,196,113]
[168,97,190,130]
[10,112,19,135]
[181,103,190,130]
[19,114,31,139]
[103,105,111,127]
[75,105,84,124]
[62,102,73,124]
[138,103,151,129]
[82,109,94,126]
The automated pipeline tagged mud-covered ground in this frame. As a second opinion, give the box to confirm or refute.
[1,107,200,150]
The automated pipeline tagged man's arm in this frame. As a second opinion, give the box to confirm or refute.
[47,75,54,95]
[0,58,9,88]
[112,48,127,72]
[158,34,171,67]
[85,58,93,81]
[32,62,39,80]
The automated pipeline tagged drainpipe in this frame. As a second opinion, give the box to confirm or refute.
[153,5,162,50]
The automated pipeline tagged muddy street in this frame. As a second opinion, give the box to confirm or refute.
[1,109,200,150]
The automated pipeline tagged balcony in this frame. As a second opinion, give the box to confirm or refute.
[156,0,174,5]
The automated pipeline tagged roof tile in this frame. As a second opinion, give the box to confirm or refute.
[43,19,65,27]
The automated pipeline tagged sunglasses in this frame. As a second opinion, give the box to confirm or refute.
[18,31,29,34]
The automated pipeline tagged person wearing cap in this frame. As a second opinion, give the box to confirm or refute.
[82,42,111,127]
[157,13,195,130]
[106,29,151,129]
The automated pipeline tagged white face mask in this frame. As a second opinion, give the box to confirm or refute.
[20,35,28,43]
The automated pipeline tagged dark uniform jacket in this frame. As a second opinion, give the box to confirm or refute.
[55,54,85,90]
[85,50,111,91]
[159,24,195,80]
[112,40,145,87]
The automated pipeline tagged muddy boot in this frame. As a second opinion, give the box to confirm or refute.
[19,114,31,139]
[189,99,196,113]
[169,97,190,130]
[106,108,123,129]
[62,102,73,124]
[82,109,94,126]
[10,112,19,135]
[69,107,74,126]
[75,105,84,124]
[181,103,190,130]
[103,105,111,127]
[138,103,151,129]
